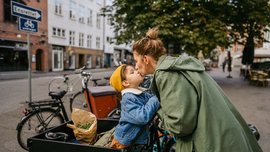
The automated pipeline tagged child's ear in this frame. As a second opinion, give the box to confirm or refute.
[122,80,130,87]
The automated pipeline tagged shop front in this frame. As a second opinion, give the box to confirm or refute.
[0,39,28,71]
[66,46,103,70]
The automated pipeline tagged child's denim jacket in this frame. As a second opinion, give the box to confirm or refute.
[114,88,160,145]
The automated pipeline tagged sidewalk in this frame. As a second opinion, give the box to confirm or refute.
[208,66,270,152]
[0,67,117,81]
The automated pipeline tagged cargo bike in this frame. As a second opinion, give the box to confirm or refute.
[16,70,121,151]
[27,114,167,152]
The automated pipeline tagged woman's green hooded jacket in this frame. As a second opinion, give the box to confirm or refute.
[149,55,262,152]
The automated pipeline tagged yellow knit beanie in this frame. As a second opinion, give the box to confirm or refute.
[110,64,126,92]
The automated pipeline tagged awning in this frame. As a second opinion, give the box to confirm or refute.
[254,48,270,58]
[231,48,270,59]
[0,45,15,49]
[0,45,27,51]
[0,38,27,43]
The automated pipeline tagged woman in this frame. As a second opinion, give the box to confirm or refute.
[132,28,262,152]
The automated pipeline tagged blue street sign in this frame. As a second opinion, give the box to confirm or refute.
[19,17,38,33]
[11,1,42,22]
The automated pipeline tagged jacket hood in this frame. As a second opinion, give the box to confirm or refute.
[156,55,205,72]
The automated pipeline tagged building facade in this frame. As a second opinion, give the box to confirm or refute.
[48,0,106,71]
[0,0,48,72]
[103,0,132,68]
[0,0,132,72]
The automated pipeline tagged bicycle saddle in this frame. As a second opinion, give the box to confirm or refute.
[45,132,69,141]
[49,90,67,99]
[104,76,110,80]
[90,78,101,81]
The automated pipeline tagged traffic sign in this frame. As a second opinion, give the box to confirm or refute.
[11,1,42,22]
[19,17,38,33]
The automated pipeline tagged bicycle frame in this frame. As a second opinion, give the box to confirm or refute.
[153,130,177,152]
[64,74,85,92]
[18,98,69,130]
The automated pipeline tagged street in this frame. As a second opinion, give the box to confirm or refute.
[0,67,269,152]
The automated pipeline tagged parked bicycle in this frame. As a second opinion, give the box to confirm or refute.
[48,66,86,92]
[91,75,111,87]
[16,90,68,151]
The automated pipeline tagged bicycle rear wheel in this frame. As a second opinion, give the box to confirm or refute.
[48,77,68,92]
[70,91,88,112]
[17,108,64,151]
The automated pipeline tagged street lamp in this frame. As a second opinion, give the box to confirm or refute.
[39,31,46,44]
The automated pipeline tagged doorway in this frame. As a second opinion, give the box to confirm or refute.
[36,49,42,71]
[52,47,63,71]
[79,54,84,68]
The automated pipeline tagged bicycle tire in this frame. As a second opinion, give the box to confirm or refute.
[164,138,176,152]
[107,108,121,119]
[70,91,88,112]
[17,108,64,151]
[48,77,68,92]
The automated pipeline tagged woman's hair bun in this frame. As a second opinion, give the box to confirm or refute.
[146,28,158,40]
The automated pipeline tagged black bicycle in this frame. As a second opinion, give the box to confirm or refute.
[90,75,111,87]
[16,90,68,151]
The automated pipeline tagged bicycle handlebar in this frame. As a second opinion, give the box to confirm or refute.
[74,66,86,73]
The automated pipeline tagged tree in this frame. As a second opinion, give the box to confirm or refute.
[101,0,270,58]
[217,0,270,65]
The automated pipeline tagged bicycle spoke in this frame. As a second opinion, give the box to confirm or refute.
[17,110,64,151]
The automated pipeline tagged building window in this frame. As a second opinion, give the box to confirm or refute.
[107,37,112,43]
[96,56,101,68]
[55,0,62,14]
[4,0,26,22]
[87,9,92,25]
[106,0,112,6]
[107,17,112,25]
[87,55,92,68]
[69,31,75,45]
[69,1,76,19]
[79,5,84,23]
[97,0,102,5]
[97,13,101,28]
[96,37,100,49]
[79,33,84,47]
[87,35,92,48]
[53,27,65,38]
[69,54,75,69]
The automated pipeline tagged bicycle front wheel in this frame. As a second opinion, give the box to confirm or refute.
[17,108,64,151]
[70,91,88,112]
[164,138,176,152]
[48,77,68,92]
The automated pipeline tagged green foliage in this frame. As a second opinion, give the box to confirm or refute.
[101,0,270,56]
[77,122,92,130]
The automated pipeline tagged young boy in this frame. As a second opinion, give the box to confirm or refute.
[109,64,160,149]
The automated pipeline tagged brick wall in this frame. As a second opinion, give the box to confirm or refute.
[0,0,48,71]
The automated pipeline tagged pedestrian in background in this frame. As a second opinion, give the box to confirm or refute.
[222,60,226,72]
[132,27,262,152]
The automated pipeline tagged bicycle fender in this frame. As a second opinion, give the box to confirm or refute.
[71,90,83,99]
[16,116,27,130]
[16,108,58,130]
